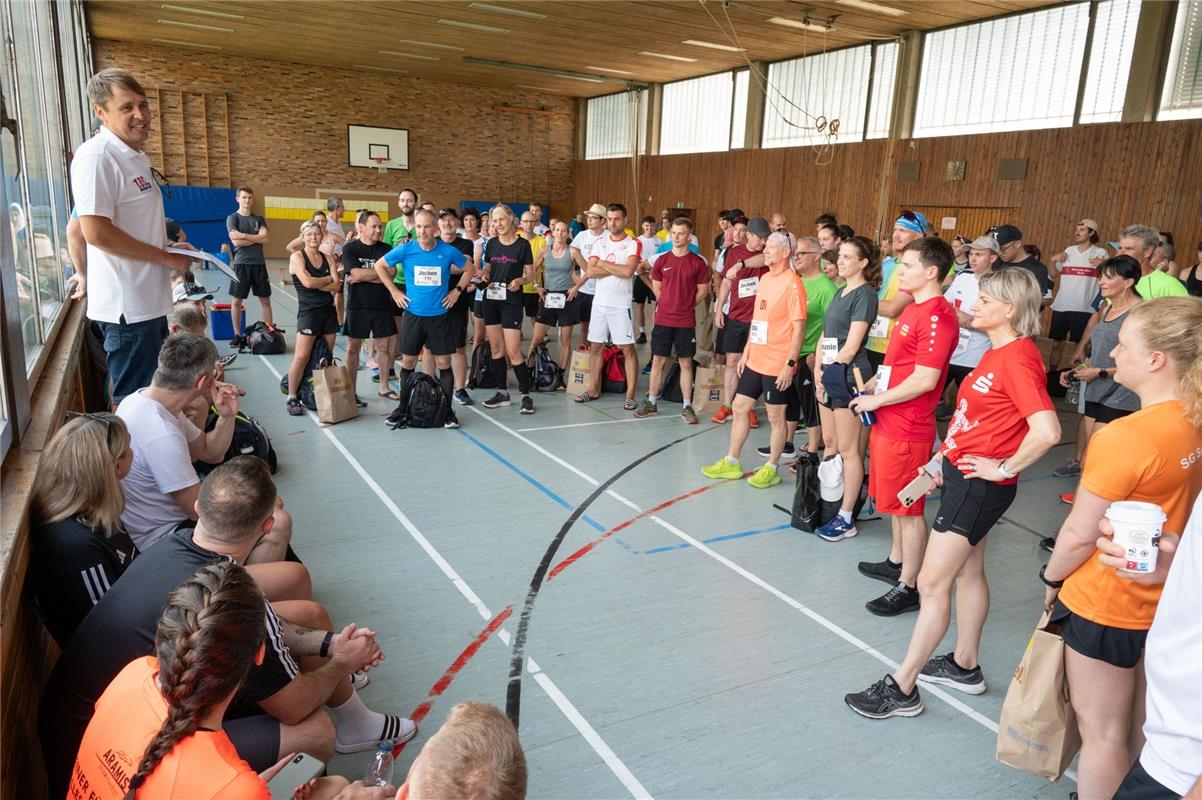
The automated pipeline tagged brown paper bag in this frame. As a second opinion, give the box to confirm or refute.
[996,611,1081,782]
[313,363,359,424]
[695,300,717,354]
[565,349,593,399]
[691,363,725,414]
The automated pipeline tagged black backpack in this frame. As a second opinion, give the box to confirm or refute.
[468,341,497,389]
[195,407,278,477]
[246,321,286,355]
[278,338,333,409]
[386,373,448,429]
[531,344,562,392]
[789,451,822,532]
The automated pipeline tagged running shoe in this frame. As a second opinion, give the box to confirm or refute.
[453,389,474,406]
[748,409,760,429]
[858,558,902,585]
[1039,536,1057,553]
[520,396,535,415]
[366,355,379,370]
[482,392,511,409]
[747,464,781,489]
[637,331,647,344]
[286,397,304,416]
[918,653,986,695]
[845,675,923,719]
[815,516,858,542]
[228,334,246,350]
[633,399,658,418]
[444,410,461,429]
[354,395,368,409]
[701,457,743,480]
[641,362,651,375]
[866,584,920,617]
[710,405,732,424]
[757,442,795,457]
[217,353,238,369]
[1052,459,1082,478]
[1059,492,1075,505]
[681,406,698,425]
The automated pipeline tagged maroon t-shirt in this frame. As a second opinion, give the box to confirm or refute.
[652,250,710,327]
[722,244,768,322]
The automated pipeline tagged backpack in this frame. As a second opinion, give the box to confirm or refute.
[195,407,278,477]
[531,344,562,392]
[278,337,333,409]
[468,341,497,389]
[601,345,635,394]
[246,321,286,355]
[386,373,448,429]
[659,359,700,403]
[789,451,822,532]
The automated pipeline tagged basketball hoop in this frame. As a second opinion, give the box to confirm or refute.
[372,157,389,174]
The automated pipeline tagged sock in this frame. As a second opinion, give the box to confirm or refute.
[648,394,658,404]
[723,403,732,411]
[838,509,852,524]
[513,361,532,395]
[887,557,901,568]
[491,357,508,392]
[683,399,692,409]
[438,368,454,404]
[327,690,387,744]
[767,461,778,470]
[287,394,297,401]
[725,455,738,465]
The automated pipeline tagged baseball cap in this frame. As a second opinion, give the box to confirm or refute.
[747,216,772,238]
[968,235,1000,254]
[1079,218,1099,232]
[438,207,461,220]
[585,203,607,218]
[172,282,213,302]
[991,224,1022,246]
[731,215,750,227]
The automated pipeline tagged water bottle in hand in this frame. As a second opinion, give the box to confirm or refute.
[364,741,394,787]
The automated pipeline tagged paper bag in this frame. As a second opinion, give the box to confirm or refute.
[691,363,725,414]
[695,300,717,354]
[996,611,1081,782]
[565,349,592,399]
[313,363,359,424]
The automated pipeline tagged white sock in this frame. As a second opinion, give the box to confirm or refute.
[683,399,692,409]
[648,394,658,404]
[838,509,853,524]
[725,455,738,465]
[327,690,385,744]
[766,461,778,470]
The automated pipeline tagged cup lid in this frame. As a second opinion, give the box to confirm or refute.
[1104,500,1167,522]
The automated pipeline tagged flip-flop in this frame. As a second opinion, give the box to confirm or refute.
[623,398,637,410]
[574,393,599,403]
[378,389,400,401]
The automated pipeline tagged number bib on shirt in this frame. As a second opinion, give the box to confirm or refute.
[414,266,441,287]
[820,337,838,366]
[486,283,507,300]
[869,315,892,338]
[738,276,759,299]
[749,320,768,345]
[544,292,566,309]
[957,326,971,351]
[876,365,892,393]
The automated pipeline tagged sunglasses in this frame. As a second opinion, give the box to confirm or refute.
[64,411,116,449]
[900,210,922,223]
[151,167,172,199]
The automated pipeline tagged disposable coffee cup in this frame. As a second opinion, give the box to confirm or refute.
[1104,501,1166,574]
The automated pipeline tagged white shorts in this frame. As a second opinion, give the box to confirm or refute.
[588,304,635,345]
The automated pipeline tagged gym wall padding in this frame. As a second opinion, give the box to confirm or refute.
[161,185,236,255]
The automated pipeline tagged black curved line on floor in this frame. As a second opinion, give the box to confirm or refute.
[505,425,715,729]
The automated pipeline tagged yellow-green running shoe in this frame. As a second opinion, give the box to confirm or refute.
[747,463,781,489]
[701,457,743,480]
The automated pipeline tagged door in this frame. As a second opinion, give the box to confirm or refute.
[895,205,1019,242]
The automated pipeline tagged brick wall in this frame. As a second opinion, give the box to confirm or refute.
[92,40,577,219]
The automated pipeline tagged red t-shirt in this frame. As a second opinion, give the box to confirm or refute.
[722,244,768,322]
[874,296,959,443]
[652,250,710,327]
[940,337,1054,483]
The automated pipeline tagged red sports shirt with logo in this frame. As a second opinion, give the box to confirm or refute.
[874,296,959,444]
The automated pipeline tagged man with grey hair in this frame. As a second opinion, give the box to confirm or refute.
[72,68,194,403]
[1121,224,1188,299]
[702,231,806,489]
[325,195,347,239]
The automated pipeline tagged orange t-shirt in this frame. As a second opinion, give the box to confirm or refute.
[68,656,269,800]
[745,266,806,376]
[1059,400,1202,630]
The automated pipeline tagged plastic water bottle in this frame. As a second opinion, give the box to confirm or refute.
[364,741,394,787]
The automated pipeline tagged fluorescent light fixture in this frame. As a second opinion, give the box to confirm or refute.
[156,18,234,33]
[516,84,561,92]
[379,50,440,61]
[463,56,630,84]
[399,39,465,51]
[587,65,634,75]
[767,16,832,32]
[638,51,698,63]
[835,0,907,16]
[158,4,243,20]
[153,38,222,51]
[682,39,744,52]
[437,18,509,34]
[353,64,409,74]
[469,2,546,20]
[560,75,604,83]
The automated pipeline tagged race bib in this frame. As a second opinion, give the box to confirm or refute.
[545,292,566,309]
[414,266,441,287]
[876,365,892,393]
[869,315,892,338]
[738,276,759,299]
[486,283,507,300]
[749,320,768,345]
[957,326,971,351]
[820,337,838,366]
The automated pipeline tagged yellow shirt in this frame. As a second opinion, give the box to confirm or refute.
[519,232,545,293]
[867,256,902,353]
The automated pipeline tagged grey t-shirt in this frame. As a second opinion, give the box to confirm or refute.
[822,282,878,377]
[226,211,267,265]
[1084,307,1140,411]
[543,246,575,292]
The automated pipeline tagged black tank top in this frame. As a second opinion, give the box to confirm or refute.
[293,250,334,314]
[1184,266,1202,298]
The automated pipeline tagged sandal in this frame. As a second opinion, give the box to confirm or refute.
[574,393,600,403]
[378,389,400,401]
[623,398,637,410]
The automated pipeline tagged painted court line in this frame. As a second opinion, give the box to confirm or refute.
[516,415,678,433]
[255,355,653,800]
[466,405,1077,782]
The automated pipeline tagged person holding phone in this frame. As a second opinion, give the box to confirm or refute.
[845,267,1059,719]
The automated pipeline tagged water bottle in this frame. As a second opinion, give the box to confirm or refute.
[850,366,875,426]
[364,741,394,787]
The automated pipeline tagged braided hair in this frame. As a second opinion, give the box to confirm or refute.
[124,561,266,798]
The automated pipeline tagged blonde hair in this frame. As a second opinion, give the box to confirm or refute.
[978,268,1043,339]
[408,702,527,800]
[87,68,147,111]
[32,413,130,536]
[1127,297,1202,427]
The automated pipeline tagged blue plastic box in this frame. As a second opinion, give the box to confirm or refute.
[209,303,246,340]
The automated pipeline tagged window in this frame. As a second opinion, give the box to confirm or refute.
[1161,0,1202,120]
[913,3,1090,137]
[866,42,899,139]
[660,72,738,155]
[762,44,881,148]
[1080,0,1142,124]
[584,90,648,160]
[730,69,749,149]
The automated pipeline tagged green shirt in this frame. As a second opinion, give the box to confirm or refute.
[382,218,415,285]
[802,273,838,355]
[1136,269,1188,299]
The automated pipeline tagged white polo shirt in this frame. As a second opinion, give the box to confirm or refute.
[70,126,171,324]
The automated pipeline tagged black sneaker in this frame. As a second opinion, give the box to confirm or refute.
[286,397,304,416]
[918,652,986,695]
[444,410,461,429]
[354,395,368,409]
[520,395,534,415]
[858,558,902,586]
[637,332,647,344]
[756,442,796,458]
[866,583,920,617]
[482,392,511,409]
[1039,536,1056,553]
[229,334,246,350]
[454,389,474,406]
[845,674,923,719]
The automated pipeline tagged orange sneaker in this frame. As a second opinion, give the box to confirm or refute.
[748,409,760,429]
[710,405,732,424]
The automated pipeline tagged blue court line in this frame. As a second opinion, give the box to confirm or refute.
[638,522,795,555]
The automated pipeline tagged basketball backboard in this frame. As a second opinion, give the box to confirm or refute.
[348,124,409,171]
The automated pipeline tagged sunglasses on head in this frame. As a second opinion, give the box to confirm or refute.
[64,411,115,449]
[900,210,921,222]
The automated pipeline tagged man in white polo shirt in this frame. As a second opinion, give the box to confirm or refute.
[580,203,641,406]
[1048,218,1108,370]
[72,68,192,403]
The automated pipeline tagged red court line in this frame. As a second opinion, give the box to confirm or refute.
[547,473,752,582]
[392,604,514,757]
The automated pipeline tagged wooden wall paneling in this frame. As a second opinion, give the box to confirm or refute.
[178,90,189,185]
[223,94,233,186]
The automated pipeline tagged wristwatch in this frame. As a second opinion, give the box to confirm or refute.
[996,459,1016,479]
[1038,564,1064,589]
[1098,369,1109,379]
[786,358,797,367]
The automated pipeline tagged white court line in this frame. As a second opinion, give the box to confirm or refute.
[517,416,677,433]
[465,405,1078,783]
[256,355,653,800]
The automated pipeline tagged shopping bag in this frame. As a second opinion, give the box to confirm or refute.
[313,363,359,424]
[996,611,1081,782]
[691,363,725,414]
[565,348,592,399]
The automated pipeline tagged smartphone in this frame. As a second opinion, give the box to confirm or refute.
[897,471,934,508]
[266,752,325,799]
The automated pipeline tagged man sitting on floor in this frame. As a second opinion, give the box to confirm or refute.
[398,702,527,800]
